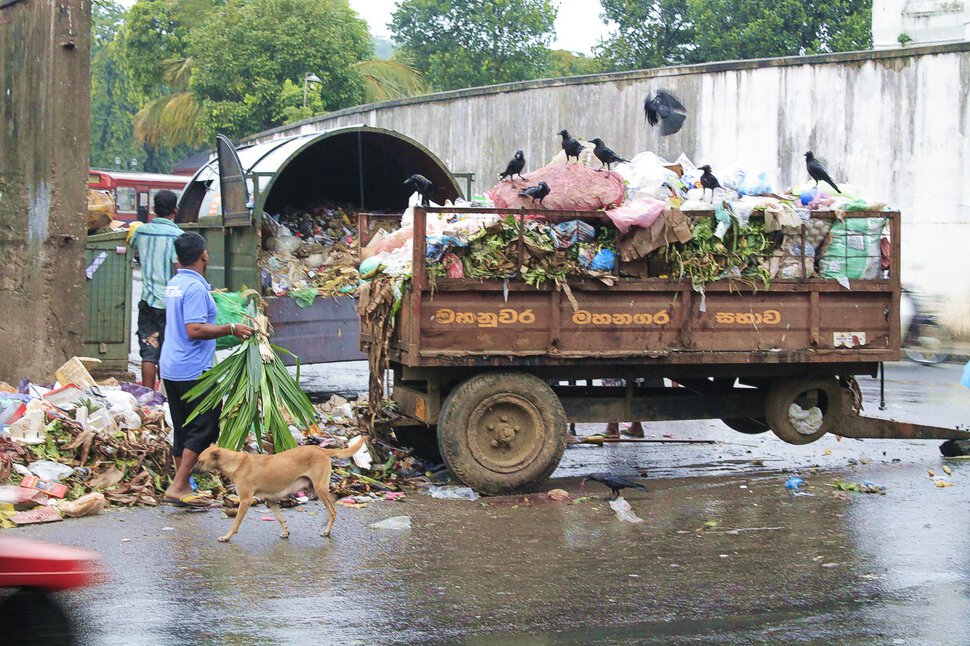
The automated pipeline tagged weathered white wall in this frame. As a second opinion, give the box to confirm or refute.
[250,45,970,335]
[874,0,970,49]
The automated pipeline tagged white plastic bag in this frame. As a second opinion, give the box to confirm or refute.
[369,516,412,530]
[28,460,75,483]
[428,485,480,501]
[609,496,644,523]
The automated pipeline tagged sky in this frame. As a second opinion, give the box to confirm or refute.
[350,0,611,55]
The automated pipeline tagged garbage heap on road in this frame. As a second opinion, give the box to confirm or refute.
[0,358,441,527]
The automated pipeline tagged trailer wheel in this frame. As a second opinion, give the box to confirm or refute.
[721,418,771,435]
[437,372,567,495]
[765,377,843,445]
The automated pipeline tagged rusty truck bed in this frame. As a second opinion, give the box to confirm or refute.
[362,207,901,370]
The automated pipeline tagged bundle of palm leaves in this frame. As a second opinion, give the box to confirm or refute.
[183,312,316,452]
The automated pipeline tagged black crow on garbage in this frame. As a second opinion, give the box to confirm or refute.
[699,164,721,202]
[590,138,629,175]
[499,150,526,181]
[557,129,585,163]
[519,181,550,207]
[403,174,434,207]
[644,90,688,136]
[804,152,841,194]
[581,473,649,500]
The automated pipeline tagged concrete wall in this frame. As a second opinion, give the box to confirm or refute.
[0,0,91,382]
[250,44,970,335]
[874,0,970,49]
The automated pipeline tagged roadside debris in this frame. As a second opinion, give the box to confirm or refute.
[369,516,411,530]
[609,497,644,523]
[57,492,106,518]
[829,479,886,495]
[428,485,479,501]
[784,477,816,497]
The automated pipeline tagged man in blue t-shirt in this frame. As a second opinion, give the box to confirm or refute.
[160,232,254,507]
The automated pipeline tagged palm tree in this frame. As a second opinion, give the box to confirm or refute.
[133,57,206,148]
[351,56,428,103]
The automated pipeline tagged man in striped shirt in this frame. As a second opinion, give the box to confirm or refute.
[130,190,183,389]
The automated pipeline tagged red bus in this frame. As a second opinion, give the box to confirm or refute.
[87,170,188,222]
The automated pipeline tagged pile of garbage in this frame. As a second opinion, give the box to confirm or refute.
[260,204,361,305]
[0,359,177,526]
[0,357,456,526]
[357,150,891,293]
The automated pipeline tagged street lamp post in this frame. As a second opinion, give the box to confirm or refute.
[303,72,322,108]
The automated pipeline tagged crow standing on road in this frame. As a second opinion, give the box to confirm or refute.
[804,152,841,194]
[590,138,628,175]
[519,181,550,207]
[644,89,688,136]
[581,473,649,500]
[498,150,526,182]
[699,164,721,202]
[403,174,434,207]
[557,129,585,163]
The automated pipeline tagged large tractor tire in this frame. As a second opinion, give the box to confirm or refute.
[437,372,567,495]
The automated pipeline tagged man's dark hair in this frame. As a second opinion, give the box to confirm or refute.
[174,232,207,266]
[154,190,178,217]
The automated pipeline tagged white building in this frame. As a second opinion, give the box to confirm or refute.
[874,0,970,48]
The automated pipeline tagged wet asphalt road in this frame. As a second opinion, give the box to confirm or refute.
[10,361,970,644]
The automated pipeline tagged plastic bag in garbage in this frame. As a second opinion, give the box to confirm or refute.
[789,404,823,435]
[590,249,616,272]
[369,516,411,530]
[609,496,644,523]
[428,485,480,501]
[101,389,143,430]
[57,492,106,518]
[28,460,75,483]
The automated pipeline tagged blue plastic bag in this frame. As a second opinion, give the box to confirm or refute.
[590,249,616,272]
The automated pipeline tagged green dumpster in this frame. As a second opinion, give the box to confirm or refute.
[83,231,132,370]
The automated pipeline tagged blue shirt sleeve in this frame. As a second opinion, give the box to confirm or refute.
[182,285,211,324]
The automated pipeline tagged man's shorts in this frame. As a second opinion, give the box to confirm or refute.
[163,377,222,457]
[137,300,166,364]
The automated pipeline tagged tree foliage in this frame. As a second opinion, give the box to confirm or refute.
[594,0,873,70]
[188,0,371,140]
[390,0,557,91]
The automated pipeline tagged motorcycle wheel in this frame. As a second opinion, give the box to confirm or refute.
[904,322,951,365]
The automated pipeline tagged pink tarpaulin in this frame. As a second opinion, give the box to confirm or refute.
[489,163,625,211]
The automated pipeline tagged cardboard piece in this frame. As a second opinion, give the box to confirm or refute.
[617,208,694,262]
[19,475,69,499]
[54,357,102,389]
[11,506,63,525]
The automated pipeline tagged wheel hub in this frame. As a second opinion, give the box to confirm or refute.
[467,394,545,474]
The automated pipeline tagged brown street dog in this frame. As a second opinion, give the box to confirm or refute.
[196,436,365,543]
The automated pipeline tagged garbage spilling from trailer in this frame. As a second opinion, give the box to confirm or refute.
[356,148,892,298]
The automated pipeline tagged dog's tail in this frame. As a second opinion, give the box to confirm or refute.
[320,435,366,459]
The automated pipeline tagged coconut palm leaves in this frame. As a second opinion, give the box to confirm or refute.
[133,57,206,148]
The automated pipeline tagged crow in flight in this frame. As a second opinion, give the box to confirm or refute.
[499,150,526,182]
[699,164,721,202]
[590,138,628,175]
[804,152,840,194]
[403,174,434,207]
[644,90,688,136]
[581,473,649,500]
[519,181,550,207]
[557,129,585,163]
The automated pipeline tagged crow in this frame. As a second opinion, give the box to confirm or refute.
[699,164,721,202]
[499,150,526,182]
[557,129,585,163]
[590,138,628,175]
[644,89,688,136]
[804,151,840,194]
[403,174,434,207]
[518,181,550,207]
[581,473,649,500]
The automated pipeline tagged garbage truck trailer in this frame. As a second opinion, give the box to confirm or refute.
[360,206,970,495]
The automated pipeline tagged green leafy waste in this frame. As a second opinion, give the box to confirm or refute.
[183,313,316,452]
